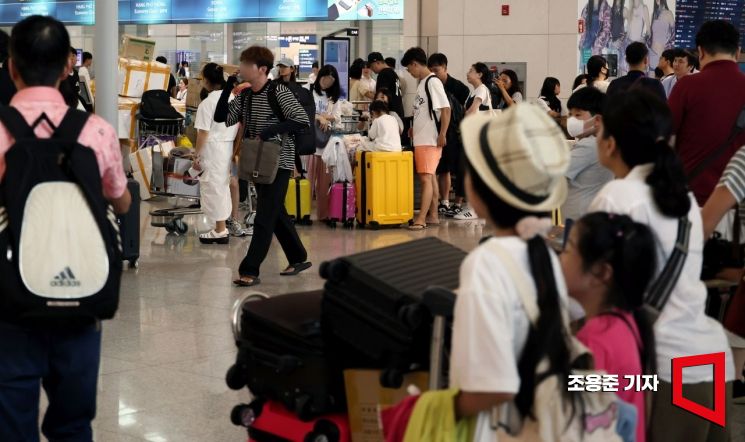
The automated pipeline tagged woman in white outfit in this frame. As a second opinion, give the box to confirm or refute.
[195,63,239,244]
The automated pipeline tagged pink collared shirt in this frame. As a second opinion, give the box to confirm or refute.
[0,87,127,199]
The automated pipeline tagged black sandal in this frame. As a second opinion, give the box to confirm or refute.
[233,276,261,287]
[280,262,313,276]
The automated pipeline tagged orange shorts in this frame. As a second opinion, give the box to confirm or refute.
[414,146,443,175]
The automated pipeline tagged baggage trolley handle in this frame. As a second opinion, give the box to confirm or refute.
[231,292,270,342]
[422,286,456,391]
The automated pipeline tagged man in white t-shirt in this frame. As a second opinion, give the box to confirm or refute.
[402,47,451,230]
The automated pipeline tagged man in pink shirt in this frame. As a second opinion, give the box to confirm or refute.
[0,15,130,442]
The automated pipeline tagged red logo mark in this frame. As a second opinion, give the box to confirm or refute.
[671,352,726,427]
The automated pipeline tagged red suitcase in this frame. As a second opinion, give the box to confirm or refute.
[327,181,356,228]
[233,400,351,442]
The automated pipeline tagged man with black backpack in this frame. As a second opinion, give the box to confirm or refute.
[427,53,467,216]
[214,46,311,287]
[0,15,131,441]
[402,47,451,230]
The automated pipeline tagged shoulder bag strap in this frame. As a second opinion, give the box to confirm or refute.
[485,240,540,325]
[424,76,439,126]
[689,105,745,181]
[644,216,692,314]
[0,106,35,140]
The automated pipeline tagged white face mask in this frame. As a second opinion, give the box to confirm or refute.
[567,116,588,138]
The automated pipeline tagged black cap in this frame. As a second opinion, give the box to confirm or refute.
[367,52,384,64]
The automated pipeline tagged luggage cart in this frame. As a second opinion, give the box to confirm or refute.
[136,115,202,235]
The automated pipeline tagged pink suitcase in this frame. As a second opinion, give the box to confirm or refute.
[328,181,356,228]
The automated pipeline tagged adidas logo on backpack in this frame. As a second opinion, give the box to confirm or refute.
[50,267,82,288]
[0,108,122,322]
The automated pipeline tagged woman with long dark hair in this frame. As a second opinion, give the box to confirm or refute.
[311,64,342,222]
[649,0,675,69]
[464,62,492,115]
[576,55,610,93]
[492,69,523,109]
[579,0,612,55]
[561,212,657,442]
[589,89,735,441]
[537,77,562,118]
[451,104,587,440]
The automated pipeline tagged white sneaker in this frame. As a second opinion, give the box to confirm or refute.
[199,229,229,244]
[453,208,478,221]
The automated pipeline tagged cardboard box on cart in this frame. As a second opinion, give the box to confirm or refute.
[120,34,156,62]
[343,369,429,442]
[118,58,171,98]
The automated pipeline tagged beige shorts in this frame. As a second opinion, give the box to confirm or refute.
[414,145,442,175]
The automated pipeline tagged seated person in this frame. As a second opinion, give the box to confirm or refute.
[361,100,402,152]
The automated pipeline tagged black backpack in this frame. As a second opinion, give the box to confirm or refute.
[424,76,465,146]
[140,89,183,120]
[0,107,122,323]
[268,81,316,156]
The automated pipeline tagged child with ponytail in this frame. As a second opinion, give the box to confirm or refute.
[561,212,658,442]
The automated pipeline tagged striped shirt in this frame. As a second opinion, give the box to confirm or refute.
[225,81,309,171]
[720,145,745,202]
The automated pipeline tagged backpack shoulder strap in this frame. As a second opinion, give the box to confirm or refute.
[53,109,90,142]
[0,106,35,140]
[267,82,286,122]
[484,239,540,325]
[424,76,438,125]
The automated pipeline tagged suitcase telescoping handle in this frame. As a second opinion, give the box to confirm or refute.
[231,292,270,343]
[422,286,456,391]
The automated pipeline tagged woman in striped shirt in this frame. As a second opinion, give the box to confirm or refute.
[214,46,312,287]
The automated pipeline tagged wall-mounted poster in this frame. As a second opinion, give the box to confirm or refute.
[577,0,676,76]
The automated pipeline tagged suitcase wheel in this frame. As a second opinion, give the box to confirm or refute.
[398,304,425,330]
[165,218,188,235]
[369,221,380,230]
[226,363,247,390]
[304,419,341,442]
[343,220,354,229]
[380,369,404,389]
[326,220,337,229]
[231,399,265,428]
[318,260,347,283]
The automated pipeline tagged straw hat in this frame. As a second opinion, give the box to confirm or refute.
[460,103,571,212]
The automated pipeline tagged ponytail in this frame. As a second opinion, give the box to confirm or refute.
[515,236,578,418]
[646,139,691,218]
[602,89,690,218]
[202,62,227,90]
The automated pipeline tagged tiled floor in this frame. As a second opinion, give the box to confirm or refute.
[36,200,745,441]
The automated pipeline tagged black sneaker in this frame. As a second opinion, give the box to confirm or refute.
[445,205,462,218]
[438,203,450,214]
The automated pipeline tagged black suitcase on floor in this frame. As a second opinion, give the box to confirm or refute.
[226,291,347,421]
[118,179,140,269]
[319,237,466,387]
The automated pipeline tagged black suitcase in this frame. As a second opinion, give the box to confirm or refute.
[319,237,466,387]
[226,291,347,420]
[118,179,140,269]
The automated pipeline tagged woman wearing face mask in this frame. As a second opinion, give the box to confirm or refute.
[561,87,614,224]
[311,65,342,222]
[575,55,610,93]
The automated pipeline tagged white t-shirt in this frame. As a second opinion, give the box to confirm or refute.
[573,80,610,94]
[313,89,342,155]
[412,74,450,147]
[467,84,491,111]
[589,164,735,383]
[450,236,570,442]
[195,90,239,142]
[366,114,402,152]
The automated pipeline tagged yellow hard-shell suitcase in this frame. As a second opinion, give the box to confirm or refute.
[285,176,313,225]
[355,151,414,228]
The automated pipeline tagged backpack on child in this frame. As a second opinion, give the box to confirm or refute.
[488,241,623,442]
[267,80,316,156]
[0,108,122,323]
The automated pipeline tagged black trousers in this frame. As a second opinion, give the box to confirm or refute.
[239,169,307,278]
[239,179,248,203]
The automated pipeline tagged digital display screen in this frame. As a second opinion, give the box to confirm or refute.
[0,0,404,25]
[675,0,745,49]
